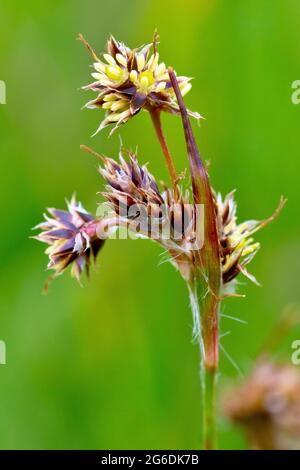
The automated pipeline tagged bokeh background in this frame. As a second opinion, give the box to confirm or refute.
[0,0,299,449]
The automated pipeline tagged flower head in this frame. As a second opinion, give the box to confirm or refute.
[88,138,285,288]
[100,149,164,210]
[33,195,104,285]
[224,360,300,449]
[98,148,199,281]
[79,33,199,135]
[215,191,286,287]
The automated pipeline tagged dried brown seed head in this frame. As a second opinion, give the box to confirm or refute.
[224,360,300,449]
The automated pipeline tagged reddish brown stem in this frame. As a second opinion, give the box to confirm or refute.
[150,109,178,190]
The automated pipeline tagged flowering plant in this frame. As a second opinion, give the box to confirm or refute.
[33,33,285,449]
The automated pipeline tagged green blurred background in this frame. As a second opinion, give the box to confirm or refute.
[0,0,299,450]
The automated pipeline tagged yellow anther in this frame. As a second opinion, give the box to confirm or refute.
[93,62,106,72]
[155,62,166,78]
[231,240,246,253]
[104,54,116,65]
[93,62,106,73]
[138,70,155,87]
[91,72,102,80]
[242,243,260,257]
[110,100,128,112]
[115,53,127,67]
[103,94,118,102]
[105,65,123,81]
[148,53,159,72]
[129,70,138,83]
[102,101,113,109]
[140,76,149,89]
[137,54,145,72]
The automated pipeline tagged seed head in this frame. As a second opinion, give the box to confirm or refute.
[100,148,163,208]
[33,195,104,285]
[224,360,300,449]
[79,33,200,135]
[94,143,285,286]
[99,148,200,280]
[215,191,286,287]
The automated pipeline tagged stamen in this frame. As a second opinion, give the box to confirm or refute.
[104,53,116,65]
[91,72,102,80]
[102,102,113,109]
[103,94,118,102]
[129,70,138,83]
[93,62,106,73]
[105,65,123,81]
[137,54,145,72]
[116,53,127,67]
[155,62,166,78]
[110,100,129,112]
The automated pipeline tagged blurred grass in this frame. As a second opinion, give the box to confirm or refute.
[0,0,300,449]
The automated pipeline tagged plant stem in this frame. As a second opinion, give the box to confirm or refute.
[150,109,178,192]
[203,366,217,450]
[188,281,218,450]
[151,101,219,448]
[168,69,221,449]
[198,283,219,450]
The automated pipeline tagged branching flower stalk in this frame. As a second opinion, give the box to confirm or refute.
[149,108,178,192]
[33,33,286,450]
